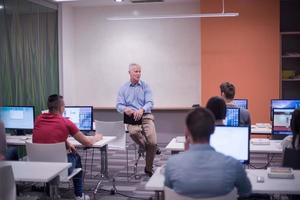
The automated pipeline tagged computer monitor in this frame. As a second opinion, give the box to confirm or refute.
[233,99,248,109]
[210,126,250,164]
[224,108,240,127]
[272,108,294,138]
[270,99,300,120]
[0,106,35,135]
[63,106,93,131]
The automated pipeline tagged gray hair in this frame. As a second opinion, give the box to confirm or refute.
[128,63,141,71]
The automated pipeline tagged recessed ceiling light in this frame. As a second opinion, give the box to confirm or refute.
[0,5,4,9]
[115,0,124,2]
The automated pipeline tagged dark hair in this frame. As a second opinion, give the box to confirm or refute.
[206,96,226,120]
[290,108,300,149]
[220,82,235,100]
[47,94,63,112]
[185,107,215,142]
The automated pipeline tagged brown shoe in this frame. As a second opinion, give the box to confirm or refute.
[144,168,153,177]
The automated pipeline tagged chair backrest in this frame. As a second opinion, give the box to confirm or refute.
[25,142,69,180]
[95,120,126,150]
[283,148,300,169]
[0,165,16,200]
[164,187,237,200]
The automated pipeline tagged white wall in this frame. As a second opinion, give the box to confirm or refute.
[60,2,200,108]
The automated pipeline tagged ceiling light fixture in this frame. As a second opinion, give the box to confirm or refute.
[107,0,238,20]
[0,5,4,9]
[114,0,124,2]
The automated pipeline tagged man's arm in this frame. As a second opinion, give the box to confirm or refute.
[142,83,154,113]
[116,87,127,113]
[235,162,252,197]
[73,132,102,147]
[164,161,173,188]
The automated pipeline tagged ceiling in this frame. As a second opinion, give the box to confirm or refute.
[49,0,199,6]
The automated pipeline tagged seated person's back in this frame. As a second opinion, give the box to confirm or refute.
[220,82,251,126]
[281,107,300,150]
[164,107,251,198]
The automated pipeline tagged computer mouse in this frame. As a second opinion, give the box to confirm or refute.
[257,176,264,183]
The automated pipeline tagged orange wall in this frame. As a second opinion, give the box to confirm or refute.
[201,0,280,123]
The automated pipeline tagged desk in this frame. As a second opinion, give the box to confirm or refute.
[247,169,300,195]
[67,136,116,177]
[1,161,71,199]
[145,167,300,199]
[165,138,283,154]
[6,135,116,178]
[250,140,282,154]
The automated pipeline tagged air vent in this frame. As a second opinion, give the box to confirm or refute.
[130,0,163,3]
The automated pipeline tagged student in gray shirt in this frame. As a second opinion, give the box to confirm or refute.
[220,82,251,126]
[164,107,252,198]
[0,121,6,160]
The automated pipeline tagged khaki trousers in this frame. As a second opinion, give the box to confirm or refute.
[127,113,157,172]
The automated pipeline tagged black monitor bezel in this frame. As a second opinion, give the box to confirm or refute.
[63,106,94,131]
[213,126,250,164]
[233,99,248,109]
[0,106,35,130]
[225,107,240,127]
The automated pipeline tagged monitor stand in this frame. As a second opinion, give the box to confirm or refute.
[11,130,26,136]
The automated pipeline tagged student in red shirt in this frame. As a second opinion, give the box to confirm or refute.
[33,94,102,200]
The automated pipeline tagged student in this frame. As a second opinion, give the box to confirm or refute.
[281,107,300,150]
[220,82,251,126]
[116,63,158,177]
[33,94,102,200]
[0,120,19,161]
[0,121,5,160]
[164,107,252,198]
[206,96,226,125]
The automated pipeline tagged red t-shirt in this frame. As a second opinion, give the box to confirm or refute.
[33,113,79,144]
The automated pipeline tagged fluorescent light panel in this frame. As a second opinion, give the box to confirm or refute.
[107,12,239,20]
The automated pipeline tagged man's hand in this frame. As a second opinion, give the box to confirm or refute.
[66,140,77,153]
[133,108,144,121]
[124,107,134,116]
[94,132,103,142]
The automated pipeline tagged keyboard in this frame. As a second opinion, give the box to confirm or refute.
[176,136,185,143]
[251,138,270,145]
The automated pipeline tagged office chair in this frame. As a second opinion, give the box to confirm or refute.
[25,142,82,182]
[0,165,17,200]
[0,165,37,200]
[282,148,300,169]
[164,187,237,200]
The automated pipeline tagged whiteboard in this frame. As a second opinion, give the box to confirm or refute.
[60,2,200,108]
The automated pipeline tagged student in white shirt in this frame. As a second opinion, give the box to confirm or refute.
[281,108,300,150]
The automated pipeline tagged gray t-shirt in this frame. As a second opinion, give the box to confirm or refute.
[0,121,7,156]
[226,103,251,126]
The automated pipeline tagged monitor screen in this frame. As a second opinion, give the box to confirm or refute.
[224,108,240,127]
[63,106,93,131]
[210,126,250,164]
[272,108,294,135]
[271,99,300,120]
[233,99,248,109]
[0,106,35,130]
